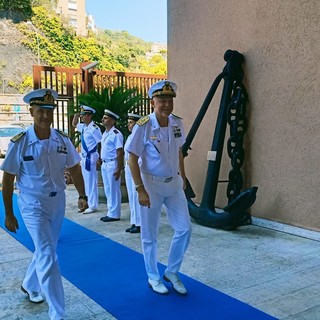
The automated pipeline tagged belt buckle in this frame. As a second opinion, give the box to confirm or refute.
[49,192,57,197]
[164,177,173,183]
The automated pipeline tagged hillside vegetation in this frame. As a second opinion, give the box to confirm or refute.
[0,2,166,93]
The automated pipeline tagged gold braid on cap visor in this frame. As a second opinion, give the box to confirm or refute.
[29,91,56,106]
[152,83,176,98]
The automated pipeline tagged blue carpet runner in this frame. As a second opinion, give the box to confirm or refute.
[0,193,277,320]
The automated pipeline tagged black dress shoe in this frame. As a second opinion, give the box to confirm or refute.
[100,216,120,222]
[125,224,135,232]
[130,226,141,233]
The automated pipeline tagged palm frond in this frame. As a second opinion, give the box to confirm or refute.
[75,86,143,138]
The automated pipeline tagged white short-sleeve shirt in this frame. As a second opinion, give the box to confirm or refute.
[1,126,81,195]
[100,126,123,160]
[125,112,185,177]
[76,121,102,153]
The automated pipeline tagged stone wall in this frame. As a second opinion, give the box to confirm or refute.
[0,19,36,95]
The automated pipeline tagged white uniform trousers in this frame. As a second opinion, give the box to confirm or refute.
[18,191,65,320]
[140,174,192,280]
[125,165,141,226]
[80,154,99,210]
[101,160,121,218]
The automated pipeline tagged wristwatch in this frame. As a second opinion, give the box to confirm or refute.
[135,184,144,191]
[78,195,88,201]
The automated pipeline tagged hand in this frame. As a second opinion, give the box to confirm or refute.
[137,187,150,208]
[5,214,19,233]
[113,169,122,181]
[78,199,88,212]
[96,159,102,170]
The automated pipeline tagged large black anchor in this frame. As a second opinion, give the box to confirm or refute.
[183,50,257,230]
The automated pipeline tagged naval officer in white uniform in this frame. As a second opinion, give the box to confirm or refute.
[124,112,142,233]
[72,105,102,214]
[126,80,192,295]
[100,109,124,222]
[1,88,88,320]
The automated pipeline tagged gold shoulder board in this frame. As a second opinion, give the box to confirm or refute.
[171,113,183,120]
[10,131,26,143]
[55,129,70,138]
[136,116,150,126]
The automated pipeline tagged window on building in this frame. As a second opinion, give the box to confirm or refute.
[68,0,77,11]
[69,18,78,27]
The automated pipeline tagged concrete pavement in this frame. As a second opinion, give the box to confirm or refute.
[1,185,320,319]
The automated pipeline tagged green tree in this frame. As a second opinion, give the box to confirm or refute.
[18,6,166,74]
[135,54,167,75]
[0,0,32,21]
[5,5,166,93]
[147,54,167,74]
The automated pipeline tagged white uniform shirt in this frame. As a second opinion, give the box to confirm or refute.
[125,112,185,177]
[124,134,132,163]
[0,126,81,195]
[124,134,142,168]
[76,121,102,153]
[100,126,123,160]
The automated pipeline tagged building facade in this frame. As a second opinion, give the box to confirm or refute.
[56,0,91,36]
[168,0,320,232]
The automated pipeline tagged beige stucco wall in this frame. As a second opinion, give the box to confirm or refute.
[57,0,87,36]
[168,0,320,231]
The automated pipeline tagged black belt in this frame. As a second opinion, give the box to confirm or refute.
[102,159,116,162]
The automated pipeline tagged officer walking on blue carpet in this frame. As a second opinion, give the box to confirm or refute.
[72,105,102,214]
[126,80,192,295]
[99,109,124,222]
[1,88,88,320]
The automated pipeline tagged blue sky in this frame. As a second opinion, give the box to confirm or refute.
[86,0,167,43]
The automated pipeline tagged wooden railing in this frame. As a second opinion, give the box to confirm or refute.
[33,65,166,134]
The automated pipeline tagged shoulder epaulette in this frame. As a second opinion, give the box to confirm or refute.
[55,129,70,138]
[113,129,119,134]
[171,113,183,120]
[136,116,150,126]
[10,131,26,143]
[93,124,100,129]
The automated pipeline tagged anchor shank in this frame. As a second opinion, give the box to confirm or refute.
[201,51,245,210]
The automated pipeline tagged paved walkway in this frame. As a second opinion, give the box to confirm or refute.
[1,186,320,319]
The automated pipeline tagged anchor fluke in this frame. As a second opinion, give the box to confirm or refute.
[187,186,257,230]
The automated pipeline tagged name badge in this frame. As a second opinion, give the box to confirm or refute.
[173,127,181,138]
[57,146,68,154]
